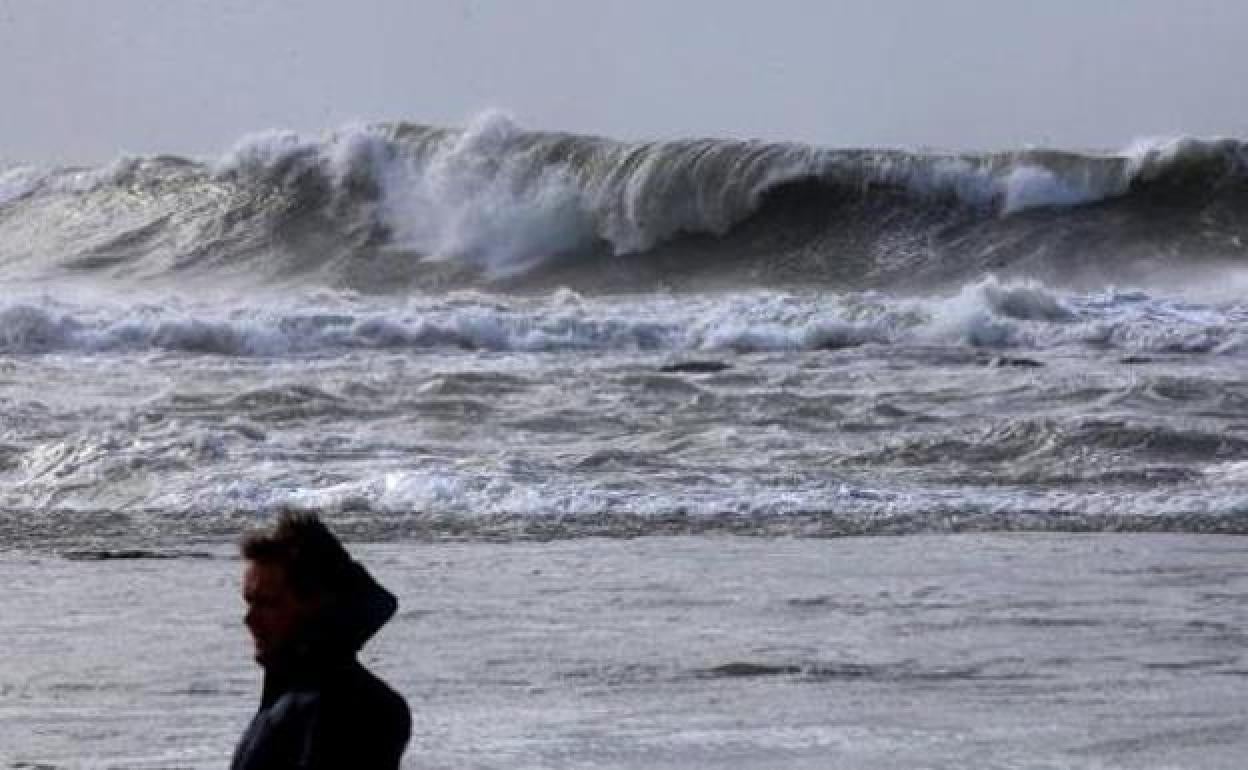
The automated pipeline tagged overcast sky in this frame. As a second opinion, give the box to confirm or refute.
[3,0,1247,163]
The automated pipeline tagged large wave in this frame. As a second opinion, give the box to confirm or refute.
[2,113,1246,292]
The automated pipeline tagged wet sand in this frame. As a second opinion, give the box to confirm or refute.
[3,534,1247,769]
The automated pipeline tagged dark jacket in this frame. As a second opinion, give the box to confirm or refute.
[231,562,411,770]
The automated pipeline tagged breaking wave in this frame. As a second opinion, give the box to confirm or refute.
[2,278,1244,357]
[2,113,1246,292]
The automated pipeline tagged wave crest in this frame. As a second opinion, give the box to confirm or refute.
[2,116,1247,291]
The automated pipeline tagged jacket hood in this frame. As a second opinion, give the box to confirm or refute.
[256,557,398,701]
[320,559,398,654]
[271,559,396,674]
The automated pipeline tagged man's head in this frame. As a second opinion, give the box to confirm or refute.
[240,511,354,666]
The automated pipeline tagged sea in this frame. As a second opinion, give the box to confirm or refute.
[3,113,1248,768]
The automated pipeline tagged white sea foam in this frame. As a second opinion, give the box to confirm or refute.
[386,112,596,274]
[886,156,999,208]
[919,284,1021,347]
[0,161,118,202]
[8,120,1248,551]
[0,165,45,206]
[0,297,682,356]
[190,117,1248,284]
[0,280,1242,357]
[47,156,143,194]
[208,116,1128,280]
[213,129,321,179]
[871,155,1122,214]
[228,466,902,522]
[211,114,600,275]
[696,318,890,353]
[7,119,1247,294]
[6,281,1248,534]
[999,165,1108,214]
[978,278,1077,322]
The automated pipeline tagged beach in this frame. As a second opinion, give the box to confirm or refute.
[4,534,1247,769]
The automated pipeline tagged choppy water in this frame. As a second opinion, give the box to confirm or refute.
[4,279,1248,546]
[4,116,1248,545]
[5,116,1248,767]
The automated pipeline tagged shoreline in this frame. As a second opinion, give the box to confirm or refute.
[8,510,1248,556]
[4,533,1247,768]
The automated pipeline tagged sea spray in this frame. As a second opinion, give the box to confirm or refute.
[3,115,1246,290]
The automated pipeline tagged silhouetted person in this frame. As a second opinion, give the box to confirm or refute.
[231,511,410,770]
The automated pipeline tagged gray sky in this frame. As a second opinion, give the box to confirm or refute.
[3,0,1247,163]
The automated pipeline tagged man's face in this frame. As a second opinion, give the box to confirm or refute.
[242,560,319,666]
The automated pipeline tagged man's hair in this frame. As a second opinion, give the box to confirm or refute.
[241,510,354,598]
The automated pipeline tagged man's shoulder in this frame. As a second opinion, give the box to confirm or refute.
[335,661,411,723]
[267,688,322,722]
[314,661,411,761]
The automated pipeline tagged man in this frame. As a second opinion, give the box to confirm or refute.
[232,511,411,769]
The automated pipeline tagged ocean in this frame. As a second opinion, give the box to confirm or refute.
[3,114,1248,767]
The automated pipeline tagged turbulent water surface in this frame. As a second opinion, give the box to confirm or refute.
[4,115,1248,545]
[5,116,1248,768]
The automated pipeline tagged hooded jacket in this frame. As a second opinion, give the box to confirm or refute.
[230,561,411,770]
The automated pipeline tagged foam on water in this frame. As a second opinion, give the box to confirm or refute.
[0,279,1243,357]
[234,468,903,523]
[214,129,323,179]
[4,116,1248,290]
[0,165,45,206]
[3,275,1247,543]
[212,115,600,277]
[384,112,598,275]
[3,117,1248,543]
[999,165,1108,213]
